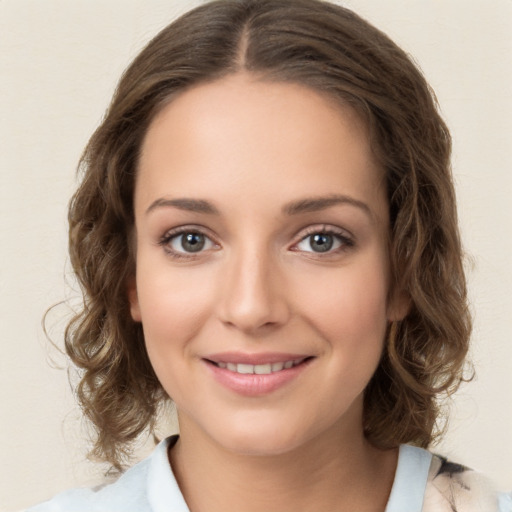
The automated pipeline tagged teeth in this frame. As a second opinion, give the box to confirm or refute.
[254,363,272,375]
[271,362,284,372]
[217,359,304,374]
[237,364,254,374]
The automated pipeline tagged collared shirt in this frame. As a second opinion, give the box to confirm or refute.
[27,436,511,512]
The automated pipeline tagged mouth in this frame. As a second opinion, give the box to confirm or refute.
[203,353,314,396]
[207,358,310,375]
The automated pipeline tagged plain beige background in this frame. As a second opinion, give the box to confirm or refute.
[1,1,511,510]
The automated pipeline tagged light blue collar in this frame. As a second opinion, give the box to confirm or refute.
[385,444,432,512]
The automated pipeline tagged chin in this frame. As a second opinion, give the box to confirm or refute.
[205,413,318,457]
[221,431,304,457]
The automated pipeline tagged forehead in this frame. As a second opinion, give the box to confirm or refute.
[137,73,386,218]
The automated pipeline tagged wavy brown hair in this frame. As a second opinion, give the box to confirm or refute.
[65,0,471,469]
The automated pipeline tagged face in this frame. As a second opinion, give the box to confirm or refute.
[130,73,406,456]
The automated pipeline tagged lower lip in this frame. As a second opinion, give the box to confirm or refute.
[204,359,312,396]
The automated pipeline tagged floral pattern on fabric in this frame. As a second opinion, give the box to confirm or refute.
[422,454,509,512]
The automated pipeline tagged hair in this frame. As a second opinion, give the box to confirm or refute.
[65,0,471,469]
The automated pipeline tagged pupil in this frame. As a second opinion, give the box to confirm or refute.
[311,234,333,252]
[183,233,205,252]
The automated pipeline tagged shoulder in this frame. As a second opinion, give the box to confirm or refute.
[386,445,510,512]
[26,458,152,512]
[422,452,512,512]
[25,437,181,512]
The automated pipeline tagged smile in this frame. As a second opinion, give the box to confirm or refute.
[204,354,314,396]
[214,358,306,375]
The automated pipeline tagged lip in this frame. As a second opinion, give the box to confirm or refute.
[205,351,311,365]
[203,352,314,396]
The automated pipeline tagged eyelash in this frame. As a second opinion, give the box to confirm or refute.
[291,225,355,257]
[158,226,219,260]
[158,224,354,260]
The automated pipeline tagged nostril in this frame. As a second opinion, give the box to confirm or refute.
[216,261,291,331]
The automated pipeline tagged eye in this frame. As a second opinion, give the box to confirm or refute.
[160,228,217,256]
[293,228,353,254]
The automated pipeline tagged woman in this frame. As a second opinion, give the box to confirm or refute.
[27,0,510,510]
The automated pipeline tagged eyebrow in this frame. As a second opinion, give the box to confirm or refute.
[282,194,372,217]
[145,197,219,215]
[145,194,372,218]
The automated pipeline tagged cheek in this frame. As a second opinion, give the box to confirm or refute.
[135,262,217,353]
[294,258,390,352]
[135,263,219,401]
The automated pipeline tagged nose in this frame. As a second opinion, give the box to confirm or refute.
[217,246,291,334]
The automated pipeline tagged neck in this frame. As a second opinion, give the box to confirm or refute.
[169,413,398,512]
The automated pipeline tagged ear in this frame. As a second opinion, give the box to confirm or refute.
[127,276,142,322]
[387,288,411,322]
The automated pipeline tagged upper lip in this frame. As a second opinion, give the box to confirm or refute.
[204,352,312,365]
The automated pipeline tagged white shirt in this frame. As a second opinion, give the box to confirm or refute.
[26,436,511,512]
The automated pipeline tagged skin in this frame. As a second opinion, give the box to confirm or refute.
[129,73,408,512]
